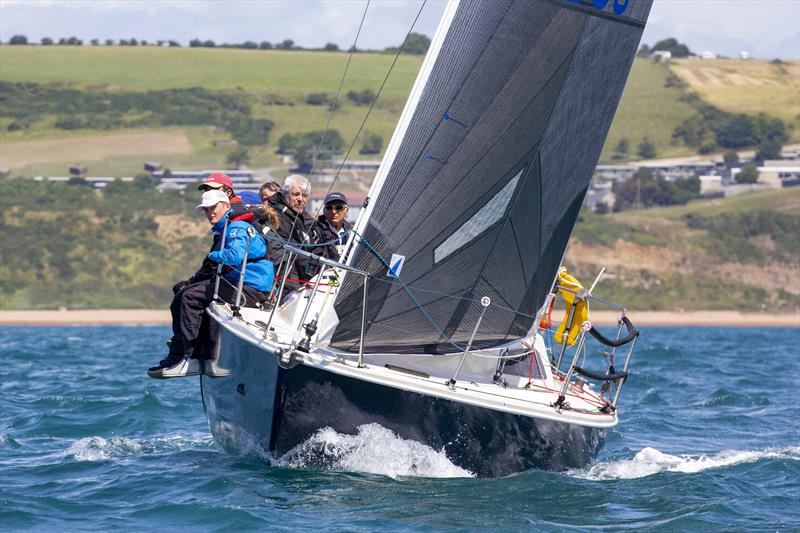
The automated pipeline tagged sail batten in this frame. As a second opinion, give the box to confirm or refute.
[332,0,652,354]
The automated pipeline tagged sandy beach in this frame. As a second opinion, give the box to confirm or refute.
[1,309,797,328]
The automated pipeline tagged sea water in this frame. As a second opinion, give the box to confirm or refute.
[1,326,798,531]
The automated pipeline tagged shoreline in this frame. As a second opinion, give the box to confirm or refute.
[1,309,798,328]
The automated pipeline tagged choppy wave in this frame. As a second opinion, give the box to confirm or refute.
[278,423,474,479]
[64,433,214,462]
[571,446,800,480]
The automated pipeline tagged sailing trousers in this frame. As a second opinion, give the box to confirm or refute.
[169,278,266,358]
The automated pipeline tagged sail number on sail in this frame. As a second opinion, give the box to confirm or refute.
[569,0,630,16]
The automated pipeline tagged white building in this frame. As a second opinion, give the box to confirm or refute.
[698,175,722,194]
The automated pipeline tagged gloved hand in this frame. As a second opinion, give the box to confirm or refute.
[172,280,189,294]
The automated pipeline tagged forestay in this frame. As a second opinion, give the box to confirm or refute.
[332,0,652,354]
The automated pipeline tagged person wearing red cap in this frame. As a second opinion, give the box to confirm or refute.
[198,172,242,203]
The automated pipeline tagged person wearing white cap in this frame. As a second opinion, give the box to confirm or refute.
[148,190,274,379]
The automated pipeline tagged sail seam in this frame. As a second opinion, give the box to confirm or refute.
[460,18,589,341]
[377,1,515,219]
[390,46,580,264]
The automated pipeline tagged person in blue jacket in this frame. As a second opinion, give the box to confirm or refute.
[148,189,274,379]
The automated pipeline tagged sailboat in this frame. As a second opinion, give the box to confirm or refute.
[200,0,652,477]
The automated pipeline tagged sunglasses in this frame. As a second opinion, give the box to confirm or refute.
[325,204,347,212]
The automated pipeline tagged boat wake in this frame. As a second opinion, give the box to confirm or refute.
[277,423,474,479]
[64,433,215,462]
[570,445,800,480]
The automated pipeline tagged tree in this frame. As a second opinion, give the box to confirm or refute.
[714,113,756,148]
[133,173,157,188]
[226,148,250,168]
[203,40,215,48]
[189,38,202,48]
[168,40,181,47]
[277,133,299,154]
[105,39,115,46]
[756,140,781,161]
[651,37,692,58]
[241,41,258,49]
[41,37,54,46]
[323,42,339,51]
[735,163,759,184]
[9,35,28,45]
[637,137,656,159]
[360,132,383,155]
[723,150,739,164]
[594,201,609,214]
[259,41,272,50]
[612,137,629,160]
[291,130,344,170]
[91,39,99,46]
[401,32,431,54]
[637,43,651,57]
[276,39,295,50]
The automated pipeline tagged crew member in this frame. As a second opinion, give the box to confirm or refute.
[268,174,316,289]
[316,192,351,260]
[148,190,274,379]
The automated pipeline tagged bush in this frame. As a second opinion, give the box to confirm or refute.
[735,163,759,184]
[359,132,383,155]
[723,150,739,164]
[637,137,656,159]
[306,92,329,106]
[347,89,375,106]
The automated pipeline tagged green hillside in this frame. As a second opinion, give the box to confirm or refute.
[566,189,800,312]
[3,46,796,178]
[0,178,796,312]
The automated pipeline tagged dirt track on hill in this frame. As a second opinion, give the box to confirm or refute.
[0,131,193,168]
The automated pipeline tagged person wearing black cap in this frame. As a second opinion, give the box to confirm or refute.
[316,192,351,261]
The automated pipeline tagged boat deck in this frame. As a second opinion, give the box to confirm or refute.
[209,303,619,430]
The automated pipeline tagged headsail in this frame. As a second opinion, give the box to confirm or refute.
[332,0,652,353]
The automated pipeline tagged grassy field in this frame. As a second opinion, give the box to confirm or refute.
[1,46,798,177]
[669,58,800,129]
[0,46,423,97]
[600,59,697,162]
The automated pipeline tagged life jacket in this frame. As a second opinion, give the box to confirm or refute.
[219,211,269,274]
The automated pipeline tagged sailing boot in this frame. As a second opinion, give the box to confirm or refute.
[147,343,201,379]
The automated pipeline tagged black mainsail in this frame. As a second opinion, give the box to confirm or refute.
[331,0,652,353]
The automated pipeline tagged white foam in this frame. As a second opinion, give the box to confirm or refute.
[571,445,800,480]
[64,433,214,462]
[65,436,144,461]
[278,423,474,479]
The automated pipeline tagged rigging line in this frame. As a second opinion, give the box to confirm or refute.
[276,1,370,275]
[307,0,371,181]
[309,0,429,230]
[352,227,467,354]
